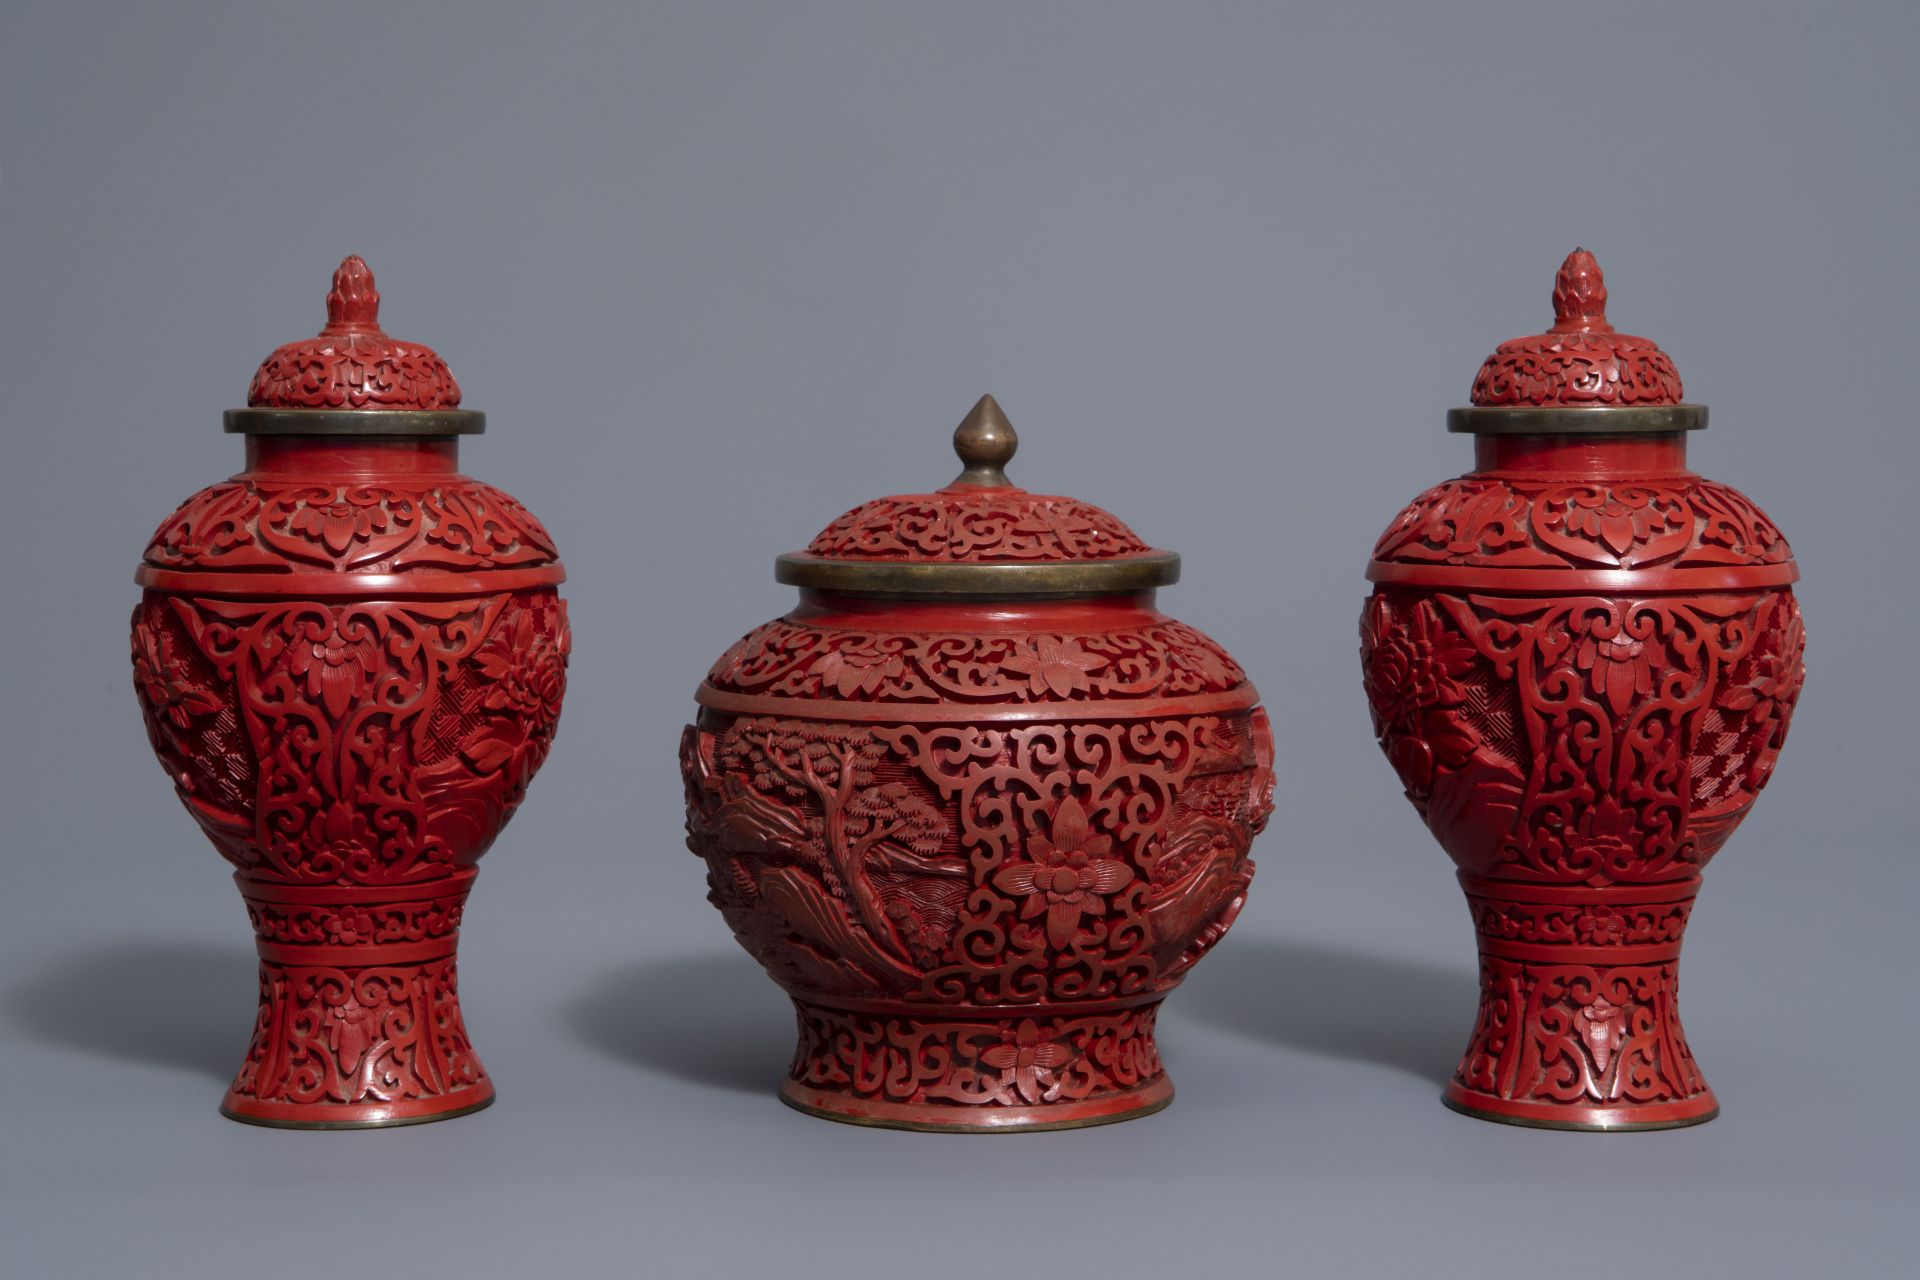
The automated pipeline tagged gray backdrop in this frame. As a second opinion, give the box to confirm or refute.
[3,2,1913,1275]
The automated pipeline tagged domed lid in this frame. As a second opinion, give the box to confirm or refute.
[1449,249,1706,435]
[224,256,484,436]
[775,395,1180,597]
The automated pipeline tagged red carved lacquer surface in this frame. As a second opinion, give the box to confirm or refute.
[1361,434,1803,1128]
[134,431,567,1126]
[143,479,557,574]
[806,490,1152,562]
[1469,249,1684,407]
[247,257,461,410]
[1372,473,1790,572]
[706,616,1244,703]
[685,599,1272,1128]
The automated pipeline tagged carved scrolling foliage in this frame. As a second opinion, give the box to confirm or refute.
[1457,959,1705,1107]
[807,494,1150,562]
[132,589,569,885]
[682,709,1273,1009]
[1371,475,1789,571]
[144,480,559,573]
[706,617,1246,704]
[1360,587,1803,885]
[791,1003,1161,1110]
[232,957,483,1108]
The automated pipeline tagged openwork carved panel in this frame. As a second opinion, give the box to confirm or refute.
[683,685,1272,1121]
[1360,587,1802,886]
[133,589,569,886]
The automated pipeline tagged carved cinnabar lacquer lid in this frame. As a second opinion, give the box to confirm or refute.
[1449,249,1707,436]
[224,256,485,436]
[775,394,1180,597]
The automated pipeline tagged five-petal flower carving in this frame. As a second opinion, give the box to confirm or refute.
[999,637,1107,698]
[978,1019,1074,1104]
[992,796,1133,948]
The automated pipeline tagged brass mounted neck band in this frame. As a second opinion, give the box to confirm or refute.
[224,409,487,436]
[1447,404,1707,435]
[773,551,1181,598]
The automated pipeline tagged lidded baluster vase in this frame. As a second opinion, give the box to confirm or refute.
[1360,250,1804,1129]
[131,257,569,1127]
[682,396,1275,1130]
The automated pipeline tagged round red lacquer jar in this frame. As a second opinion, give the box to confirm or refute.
[683,396,1275,1130]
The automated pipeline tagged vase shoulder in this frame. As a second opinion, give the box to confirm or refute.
[140,470,563,584]
[1369,465,1794,589]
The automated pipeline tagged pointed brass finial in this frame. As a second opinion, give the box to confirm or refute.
[1550,247,1612,333]
[949,394,1018,488]
[323,255,383,333]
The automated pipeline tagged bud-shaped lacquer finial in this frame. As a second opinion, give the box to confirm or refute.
[323,255,383,333]
[949,393,1019,489]
[1550,247,1612,333]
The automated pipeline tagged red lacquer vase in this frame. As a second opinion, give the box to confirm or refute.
[1360,250,1805,1129]
[131,258,569,1127]
[682,396,1275,1130]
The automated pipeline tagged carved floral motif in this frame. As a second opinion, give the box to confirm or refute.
[707,618,1245,704]
[1360,587,1803,886]
[144,480,559,574]
[806,493,1151,562]
[789,1002,1162,1111]
[132,589,569,885]
[684,699,1272,1118]
[1371,475,1790,571]
[230,957,483,1109]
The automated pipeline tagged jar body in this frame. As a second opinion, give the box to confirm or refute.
[1362,434,1802,1128]
[685,592,1272,1129]
[132,437,568,1126]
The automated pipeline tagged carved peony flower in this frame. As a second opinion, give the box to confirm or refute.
[999,637,1107,698]
[992,796,1133,949]
[290,492,392,556]
[1385,707,1481,797]
[132,622,220,729]
[288,623,379,720]
[1722,606,1805,737]
[1575,619,1664,718]
[478,605,570,722]
[1362,599,1477,729]
[979,1019,1073,1105]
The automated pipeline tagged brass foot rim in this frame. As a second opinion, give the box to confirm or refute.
[1441,1092,1719,1132]
[219,1092,495,1131]
[778,1081,1173,1134]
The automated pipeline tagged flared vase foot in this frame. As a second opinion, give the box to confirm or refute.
[781,997,1171,1132]
[1447,875,1717,1131]
[223,873,490,1129]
